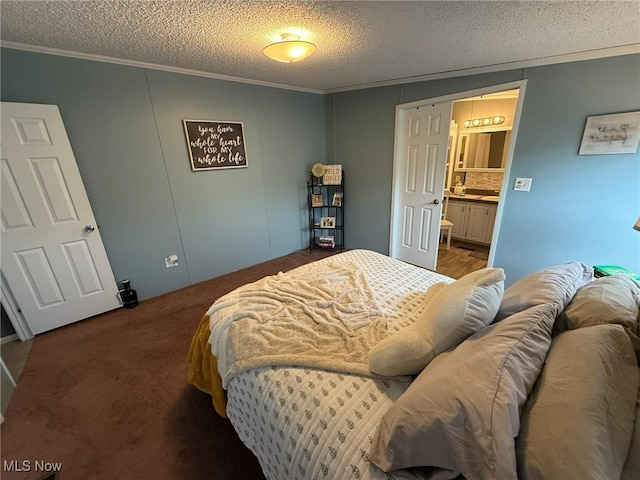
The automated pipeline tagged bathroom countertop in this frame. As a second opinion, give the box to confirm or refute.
[448,194,500,203]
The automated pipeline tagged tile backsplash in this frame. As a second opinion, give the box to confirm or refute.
[464,171,504,191]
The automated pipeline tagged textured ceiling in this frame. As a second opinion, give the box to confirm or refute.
[1,1,639,93]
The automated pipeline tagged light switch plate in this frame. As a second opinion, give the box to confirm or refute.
[514,177,532,192]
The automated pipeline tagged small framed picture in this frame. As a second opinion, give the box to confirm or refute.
[579,111,640,155]
[311,194,323,207]
[320,216,336,228]
[332,192,343,206]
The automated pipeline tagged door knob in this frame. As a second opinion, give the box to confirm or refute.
[85,225,96,232]
[430,199,440,205]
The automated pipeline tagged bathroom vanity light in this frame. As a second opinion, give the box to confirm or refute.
[263,33,316,63]
[464,116,505,128]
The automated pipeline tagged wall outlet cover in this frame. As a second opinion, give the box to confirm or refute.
[164,255,178,268]
[514,177,532,191]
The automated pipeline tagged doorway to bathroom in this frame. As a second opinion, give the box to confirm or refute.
[389,80,527,275]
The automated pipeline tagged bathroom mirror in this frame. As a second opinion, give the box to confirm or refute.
[456,128,511,171]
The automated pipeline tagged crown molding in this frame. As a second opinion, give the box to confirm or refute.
[0,41,325,95]
[324,44,640,94]
[2,41,638,95]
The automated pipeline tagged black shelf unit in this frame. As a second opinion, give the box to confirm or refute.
[308,171,344,252]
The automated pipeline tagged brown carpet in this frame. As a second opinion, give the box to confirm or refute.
[1,249,338,480]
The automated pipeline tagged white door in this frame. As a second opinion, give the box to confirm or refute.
[1,102,121,335]
[390,101,452,269]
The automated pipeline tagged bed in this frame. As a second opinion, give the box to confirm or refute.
[187,249,640,480]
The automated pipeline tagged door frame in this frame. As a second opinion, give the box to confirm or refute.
[390,79,528,268]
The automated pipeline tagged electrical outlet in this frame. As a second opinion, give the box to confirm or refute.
[164,255,178,268]
[513,177,532,192]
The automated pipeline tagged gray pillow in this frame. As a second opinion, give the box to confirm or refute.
[517,324,639,480]
[495,262,592,322]
[556,275,640,360]
[369,303,557,479]
[622,369,640,480]
[556,275,639,333]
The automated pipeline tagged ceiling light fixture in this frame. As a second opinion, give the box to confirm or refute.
[464,116,505,128]
[263,33,316,63]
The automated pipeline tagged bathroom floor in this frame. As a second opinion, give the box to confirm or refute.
[435,239,489,279]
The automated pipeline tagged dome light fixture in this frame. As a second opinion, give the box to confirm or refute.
[263,33,316,63]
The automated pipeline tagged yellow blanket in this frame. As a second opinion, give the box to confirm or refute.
[186,314,227,417]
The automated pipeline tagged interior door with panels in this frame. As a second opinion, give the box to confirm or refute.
[390,102,451,270]
[1,102,120,335]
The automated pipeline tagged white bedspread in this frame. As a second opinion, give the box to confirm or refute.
[219,250,451,480]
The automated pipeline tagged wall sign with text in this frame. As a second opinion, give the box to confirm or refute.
[183,120,248,170]
[578,111,640,155]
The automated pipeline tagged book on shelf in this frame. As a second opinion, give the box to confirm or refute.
[318,235,335,248]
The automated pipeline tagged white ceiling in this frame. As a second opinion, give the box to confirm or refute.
[1,1,639,93]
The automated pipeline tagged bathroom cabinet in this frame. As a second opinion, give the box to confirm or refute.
[447,200,496,245]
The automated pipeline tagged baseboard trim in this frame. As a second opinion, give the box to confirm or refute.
[1,334,19,345]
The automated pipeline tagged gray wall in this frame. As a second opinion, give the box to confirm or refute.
[1,48,325,300]
[2,48,638,299]
[326,56,640,285]
[495,56,639,282]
